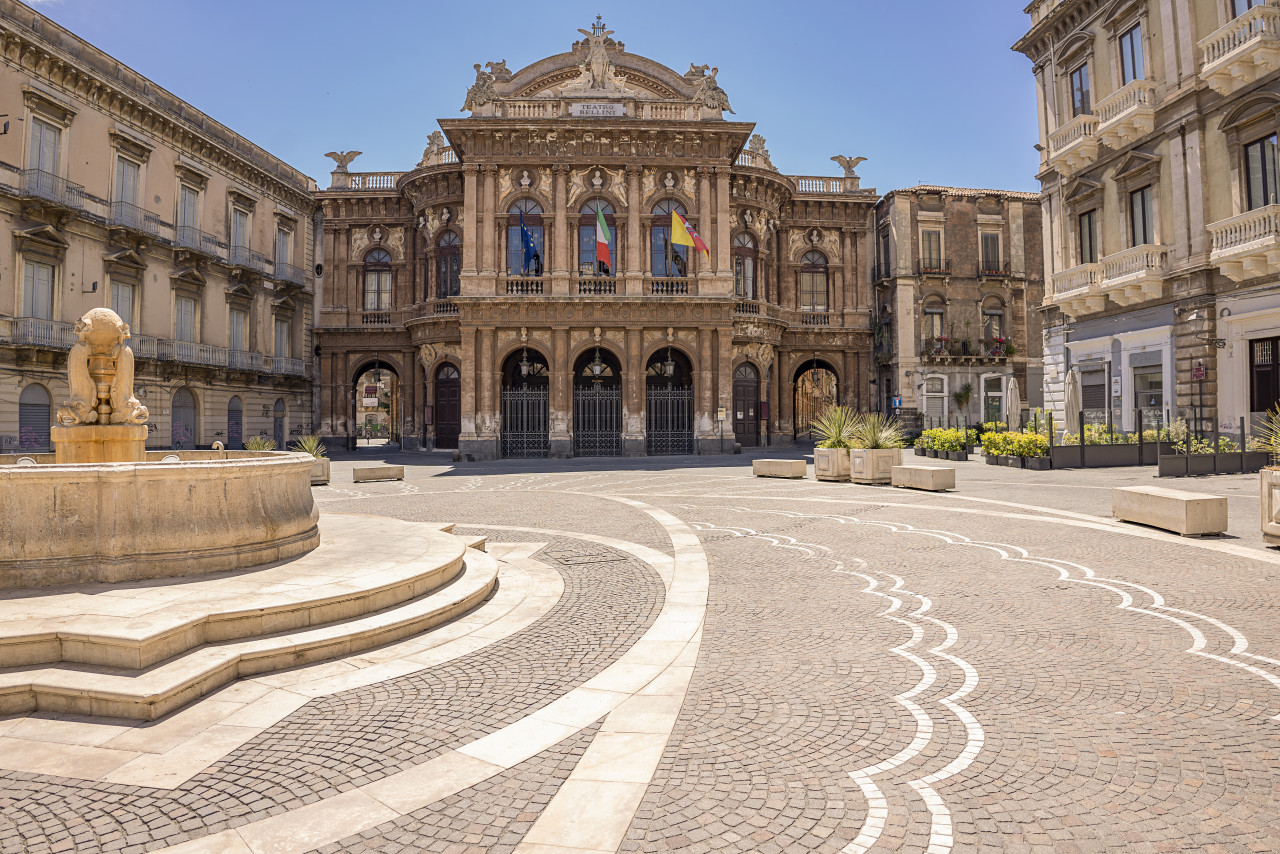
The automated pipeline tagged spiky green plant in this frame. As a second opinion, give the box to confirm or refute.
[1255,405,1280,468]
[812,405,858,449]
[245,436,277,451]
[850,412,906,449]
[290,434,328,459]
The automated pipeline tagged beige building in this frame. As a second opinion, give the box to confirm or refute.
[1016,0,1280,436]
[873,186,1044,429]
[0,1,317,453]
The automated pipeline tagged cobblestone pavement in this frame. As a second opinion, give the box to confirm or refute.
[4,450,1280,853]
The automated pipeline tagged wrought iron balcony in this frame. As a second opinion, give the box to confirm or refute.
[1100,244,1168,306]
[229,245,269,273]
[174,226,223,258]
[19,169,85,211]
[228,349,264,371]
[576,276,617,295]
[978,263,1013,278]
[158,339,228,367]
[130,335,157,360]
[1047,113,1099,175]
[10,318,76,349]
[917,258,950,276]
[1199,5,1280,95]
[1208,205,1280,282]
[1095,80,1158,149]
[919,337,1010,363]
[271,356,306,376]
[108,201,163,238]
[505,276,544,295]
[272,261,307,287]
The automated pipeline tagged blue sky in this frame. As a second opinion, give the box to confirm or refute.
[26,0,1040,193]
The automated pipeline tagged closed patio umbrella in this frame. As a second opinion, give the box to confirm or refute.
[1006,377,1022,430]
[1064,369,1080,432]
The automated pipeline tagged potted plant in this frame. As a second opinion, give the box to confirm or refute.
[812,405,856,482]
[849,412,905,484]
[915,432,929,456]
[981,431,1008,465]
[1258,406,1280,544]
[1015,432,1052,470]
[245,436,276,451]
[951,382,973,424]
[291,434,330,485]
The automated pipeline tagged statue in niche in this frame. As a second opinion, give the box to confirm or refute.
[57,307,148,426]
[461,63,498,112]
[692,66,734,114]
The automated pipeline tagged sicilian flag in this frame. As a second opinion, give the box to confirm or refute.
[671,211,709,257]
[595,206,612,274]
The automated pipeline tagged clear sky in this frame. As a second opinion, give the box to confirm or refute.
[24,0,1040,194]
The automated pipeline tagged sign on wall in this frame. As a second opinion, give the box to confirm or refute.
[570,102,625,117]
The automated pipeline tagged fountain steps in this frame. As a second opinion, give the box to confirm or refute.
[0,515,498,720]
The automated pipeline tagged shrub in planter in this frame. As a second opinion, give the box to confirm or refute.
[291,434,330,485]
[849,413,906,484]
[812,405,856,482]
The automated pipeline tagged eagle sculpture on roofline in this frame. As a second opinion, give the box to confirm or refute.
[325,151,362,172]
[831,156,867,178]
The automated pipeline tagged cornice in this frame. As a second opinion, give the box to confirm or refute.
[1012,0,1106,62]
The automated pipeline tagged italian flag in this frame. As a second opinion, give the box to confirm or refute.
[595,207,612,272]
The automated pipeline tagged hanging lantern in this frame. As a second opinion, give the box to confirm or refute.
[589,348,605,377]
[663,347,676,378]
[519,348,531,377]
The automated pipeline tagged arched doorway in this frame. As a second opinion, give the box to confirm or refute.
[273,398,286,449]
[353,362,399,448]
[794,360,839,440]
[434,363,461,450]
[500,346,549,458]
[733,363,759,447]
[18,383,51,452]
[573,347,622,457]
[646,347,694,455]
[227,396,243,449]
[172,388,197,450]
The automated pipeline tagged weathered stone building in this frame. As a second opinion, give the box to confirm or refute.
[873,186,1045,428]
[0,0,317,453]
[314,21,882,458]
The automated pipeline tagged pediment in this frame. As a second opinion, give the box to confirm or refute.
[1220,92,1280,132]
[103,248,146,273]
[170,266,207,288]
[1063,177,1103,205]
[14,224,69,251]
[1112,150,1160,182]
[225,281,255,300]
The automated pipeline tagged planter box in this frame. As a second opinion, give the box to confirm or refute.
[850,448,900,484]
[310,458,331,486]
[1158,451,1270,477]
[985,455,1000,466]
[999,455,1023,468]
[1023,456,1051,471]
[892,465,955,492]
[926,449,938,458]
[814,447,851,482]
[946,451,967,462]
[915,447,927,456]
[1262,468,1280,545]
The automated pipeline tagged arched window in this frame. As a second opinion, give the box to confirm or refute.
[437,363,460,381]
[578,200,616,276]
[650,200,690,278]
[507,199,544,276]
[800,250,827,312]
[733,233,756,299]
[18,383,51,451]
[364,248,392,311]
[436,231,460,298]
[923,295,946,343]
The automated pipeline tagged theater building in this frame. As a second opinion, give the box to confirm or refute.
[314,20,881,458]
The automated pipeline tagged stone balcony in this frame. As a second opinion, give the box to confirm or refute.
[1208,204,1280,281]
[1100,244,1168,306]
[1199,5,1280,95]
[1048,113,1099,175]
[1050,262,1105,317]
[1095,80,1157,149]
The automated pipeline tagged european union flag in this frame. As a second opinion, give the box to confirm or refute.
[519,210,537,275]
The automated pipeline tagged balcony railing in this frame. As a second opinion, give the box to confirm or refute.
[576,277,617,295]
[505,276,544,295]
[346,172,401,190]
[1200,5,1280,95]
[917,258,950,276]
[362,311,393,326]
[1208,204,1280,281]
[919,337,1010,362]
[229,245,269,273]
[158,339,228,367]
[1049,262,1106,317]
[429,299,459,316]
[1047,113,1100,174]
[228,349,264,371]
[20,169,85,210]
[108,201,163,238]
[272,261,307,287]
[1100,244,1168,306]
[1095,80,1158,148]
[130,335,157,360]
[734,300,760,316]
[11,317,76,349]
[1052,262,1102,295]
[174,226,223,258]
[800,311,831,327]
[648,277,689,295]
[792,176,848,194]
[979,264,1012,278]
[271,356,306,376]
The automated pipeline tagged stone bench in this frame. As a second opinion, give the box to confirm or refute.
[1112,486,1227,536]
[753,459,807,479]
[891,465,955,492]
[353,465,405,483]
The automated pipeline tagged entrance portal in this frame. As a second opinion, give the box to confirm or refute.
[794,362,839,440]
[733,363,759,447]
[434,363,461,450]
[645,347,694,455]
[353,363,399,448]
[500,347,549,458]
[573,347,622,457]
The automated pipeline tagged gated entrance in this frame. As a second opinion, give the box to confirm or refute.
[645,347,694,455]
[573,347,622,456]
[794,360,839,440]
[733,362,759,447]
[434,363,461,450]
[501,347,550,458]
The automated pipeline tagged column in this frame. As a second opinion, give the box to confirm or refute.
[625,165,643,295]
[624,326,645,455]
[717,328,733,453]
[843,228,859,315]
[477,327,497,460]
[552,165,570,295]
[697,168,712,293]
[461,167,479,281]
[696,327,715,450]
[550,328,571,458]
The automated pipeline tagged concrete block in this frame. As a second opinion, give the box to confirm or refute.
[1112,486,1227,536]
[353,465,404,483]
[891,465,956,492]
[753,459,806,479]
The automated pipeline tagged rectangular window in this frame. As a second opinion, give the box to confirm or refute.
[1235,0,1261,17]
[983,310,1004,340]
[649,225,689,277]
[1246,134,1280,210]
[1079,209,1098,263]
[111,280,135,326]
[114,157,139,205]
[276,227,292,266]
[1252,336,1280,413]
[178,184,198,228]
[229,308,247,352]
[22,260,53,319]
[800,271,827,312]
[1133,368,1163,414]
[980,232,1002,273]
[274,318,289,357]
[1081,371,1108,410]
[924,377,945,419]
[175,296,196,342]
[1130,185,1155,246]
[923,309,943,340]
[879,230,890,276]
[1070,64,1091,116]
[1119,24,1144,84]
[28,117,60,175]
[507,225,545,276]
[733,255,755,299]
[231,208,249,250]
[920,229,942,268]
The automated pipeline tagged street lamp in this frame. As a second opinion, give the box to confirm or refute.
[1186,309,1226,349]
[589,348,606,379]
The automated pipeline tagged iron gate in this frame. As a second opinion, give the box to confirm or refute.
[573,384,622,456]
[501,385,549,458]
[646,386,694,455]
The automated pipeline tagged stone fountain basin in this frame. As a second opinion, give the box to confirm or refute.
[0,451,319,589]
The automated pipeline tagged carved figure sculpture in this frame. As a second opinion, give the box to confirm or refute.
[577,18,616,90]
[324,151,362,172]
[57,307,148,427]
[486,59,512,81]
[418,130,447,167]
[461,63,498,112]
[694,66,734,114]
